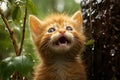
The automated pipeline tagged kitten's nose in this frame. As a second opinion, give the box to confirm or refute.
[59,30,65,35]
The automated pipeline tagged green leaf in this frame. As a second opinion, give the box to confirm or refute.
[0,29,13,54]
[0,55,34,79]
[0,57,15,80]
[27,0,37,15]
[12,5,21,22]
[13,55,34,76]
[85,39,95,46]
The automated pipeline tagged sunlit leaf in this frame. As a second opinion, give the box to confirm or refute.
[85,39,95,46]
[27,0,37,15]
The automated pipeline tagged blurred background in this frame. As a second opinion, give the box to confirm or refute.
[0,0,120,80]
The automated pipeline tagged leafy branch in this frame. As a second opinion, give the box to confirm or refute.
[0,0,37,79]
[0,8,19,55]
[0,1,28,80]
[0,2,27,56]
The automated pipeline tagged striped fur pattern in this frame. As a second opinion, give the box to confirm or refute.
[29,11,87,80]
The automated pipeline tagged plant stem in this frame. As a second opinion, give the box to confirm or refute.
[0,8,19,55]
[18,5,27,56]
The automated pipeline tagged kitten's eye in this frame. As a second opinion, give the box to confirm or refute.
[48,27,56,33]
[66,26,73,31]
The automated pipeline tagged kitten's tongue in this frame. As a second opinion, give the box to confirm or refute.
[55,36,69,46]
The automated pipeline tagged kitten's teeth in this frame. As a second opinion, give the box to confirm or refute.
[58,41,68,47]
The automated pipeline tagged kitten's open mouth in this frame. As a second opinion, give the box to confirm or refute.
[54,36,71,46]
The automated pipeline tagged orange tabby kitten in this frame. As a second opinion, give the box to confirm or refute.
[29,11,87,80]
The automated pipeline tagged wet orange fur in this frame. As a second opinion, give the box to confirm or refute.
[29,11,87,80]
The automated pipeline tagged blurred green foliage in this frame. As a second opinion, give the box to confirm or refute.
[0,0,80,79]
[0,55,34,80]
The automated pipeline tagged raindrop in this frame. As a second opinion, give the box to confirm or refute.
[20,20,22,23]
[91,19,95,22]
[5,27,8,31]
[95,15,101,19]
[111,53,115,57]
[23,77,25,80]
[91,30,94,34]
[92,46,95,51]
[102,32,105,35]
[91,10,95,15]
[103,45,106,48]
[110,5,113,9]
[104,10,107,14]
[102,22,105,25]
[33,60,36,63]
[14,26,20,32]
[10,74,13,79]
[56,0,64,12]
[74,0,82,4]
[83,19,87,23]
[110,49,115,56]
[23,48,25,52]
[81,1,86,6]
[115,47,118,50]
[97,0,102,3]
[86,0,90,4]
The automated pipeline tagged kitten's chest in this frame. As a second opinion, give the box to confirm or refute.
[52,61,81,80]
[51,59,86,80]
[37,60,86,80]
[54,62,68,80]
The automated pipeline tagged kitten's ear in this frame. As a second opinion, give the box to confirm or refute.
[29,15,42,37]
[71,11,83,26]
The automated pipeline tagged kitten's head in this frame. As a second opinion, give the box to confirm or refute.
[29,11,86,56]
